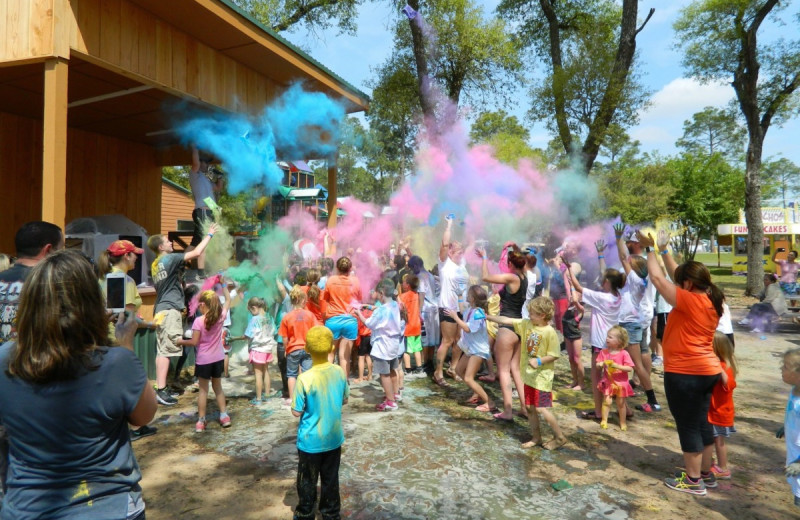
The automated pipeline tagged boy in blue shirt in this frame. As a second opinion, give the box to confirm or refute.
[291,326,349,520]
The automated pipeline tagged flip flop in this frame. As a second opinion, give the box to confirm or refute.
[432,376,450,388]
[493,412,514,422]
[475,403,494,413]
[478,374,497,383]
[580,410,600,420]
[516,411,529,419]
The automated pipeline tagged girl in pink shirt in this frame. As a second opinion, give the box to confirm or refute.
[179,287,232,433]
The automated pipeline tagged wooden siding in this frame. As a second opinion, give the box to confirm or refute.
[68,0,279,112]
[0,111,43,253]
[161,182,194,235]
[0,0,55,62]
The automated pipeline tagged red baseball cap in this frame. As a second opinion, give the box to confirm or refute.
[107,240,143,256]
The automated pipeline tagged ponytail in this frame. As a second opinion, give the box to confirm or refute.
[306,268,321,305]
[708,283,724,318]
[97,250,113,278]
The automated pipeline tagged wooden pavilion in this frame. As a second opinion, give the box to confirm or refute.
[0,0,369,253]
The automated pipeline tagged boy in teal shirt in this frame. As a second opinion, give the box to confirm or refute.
[291,326,349,520]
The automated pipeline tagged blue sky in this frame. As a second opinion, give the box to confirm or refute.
[283,1,800,173]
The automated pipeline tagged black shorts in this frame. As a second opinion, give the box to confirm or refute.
[191,208,215,247]
[358,336,372,356]
[561,308,582,340]
[438,308,462,324]
[664,372,720,453]
[195,359,225,380]
[656,312,669,340]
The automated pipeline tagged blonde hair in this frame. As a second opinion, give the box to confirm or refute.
[712,332,737,377]
[305,326,333,357]
[289,285,307,307]
[607,325,629,350]
[527,296,555,322]
[199,290,222,330]
[784,348,800,373]
[0,253,11,271]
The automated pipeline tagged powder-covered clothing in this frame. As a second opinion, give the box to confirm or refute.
[151,253,186,313]
[322,274,362,318]
[364,300,405,360]
[245,314,278,354]
[761,283,788,316]
[437,257,468,311]
[459,308,490,359]
[785,387,800,498]
[777,260,799,284]
[0,264,31,344]
[192,309,229,366]
[708,361,736,427]
[0,345,146,520]
[279,309,318,355]
[618,269,646,324]
[662,288,721,376]
[581,289,621,349]
[417,269,439,309]
[292,362,349,454]
[513,321,560,392]
[188,169,215,208]
[301,285,325,322]
[521,269,538,319]
[398,290,421,336]
[486,294,500,339]
[596,349,635,397]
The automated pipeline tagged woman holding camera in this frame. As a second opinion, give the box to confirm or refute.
[0,250,157,519]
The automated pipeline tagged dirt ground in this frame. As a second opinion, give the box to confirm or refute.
[134,305,800,520]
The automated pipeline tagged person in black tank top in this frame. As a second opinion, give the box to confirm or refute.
[479,244,530,421]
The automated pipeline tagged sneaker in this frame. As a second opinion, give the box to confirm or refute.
[636,402,661,412]
[651,355,663,367]
[219,415,232,428]
[701,471,718,488]
[394,392,403,402]
[710,464,731,479]
[376,400,398,411]
[738,318,751,326]
[156,388,178,406]
[664,471,706,496]
[282,398,292,407]
[751,327,763,333]
[130,425,157,441]
[195,419,207,433]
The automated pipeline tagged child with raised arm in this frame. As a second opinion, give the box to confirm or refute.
[596,326,635,431]
[488,296,567,450]
[446,285,495,412]
[355,279,405,411]
[709,331,738,480]
[291,326,349,520]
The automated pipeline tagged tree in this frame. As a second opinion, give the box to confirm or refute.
[762,157,800,208]
[469,110,529,144]
[400,0,521,125]
[667,153,746,261]
[597,123,640,166]
[675,0,800,295]
[675,106,747,162]
[595,153,676,224]
[162,166,190,190]
[499,0,654,173]
[231,0,362,35]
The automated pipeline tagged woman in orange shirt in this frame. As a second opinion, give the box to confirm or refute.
[637,230,724,497]
[321,257,362,381]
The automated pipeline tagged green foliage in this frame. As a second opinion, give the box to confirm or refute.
[675,106,746,162]
[162,166,190,190]
[666,152,745,260]
[231,0,362,34]
[469,110,529,144]
[762,157,800,206]
[595,156,677,224]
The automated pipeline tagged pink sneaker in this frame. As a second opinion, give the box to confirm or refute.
[376,400,398,411]
[394,392,403,402]
[219,415,232,428]
[710,464,731,479]
[195,419,206,433]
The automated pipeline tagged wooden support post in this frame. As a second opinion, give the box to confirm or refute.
[326,154,338,230]
[42,58,69,228]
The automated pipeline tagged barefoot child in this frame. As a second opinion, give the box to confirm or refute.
[291,326,349,520]
[355,279,405,411]
[596,326,635,431]
[230,297,278,403]
[178,288,232,432]
[488,296,567,450]
[709,331,738,479]
[780,348,800,508]
[446,285,495,413]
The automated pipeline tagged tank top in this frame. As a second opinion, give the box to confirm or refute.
[499,273,527,318]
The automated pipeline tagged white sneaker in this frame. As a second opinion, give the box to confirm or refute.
[751,327,763,333]
[738,318,750,325]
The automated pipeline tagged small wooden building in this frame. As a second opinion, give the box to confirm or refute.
[0,0,369,253]
[160,177,194,235]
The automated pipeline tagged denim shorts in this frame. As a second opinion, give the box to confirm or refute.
[286,349,312,378]
[619,321,643,344]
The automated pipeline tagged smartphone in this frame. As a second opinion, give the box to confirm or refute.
[105,272,127,314]
[778,247,786,252]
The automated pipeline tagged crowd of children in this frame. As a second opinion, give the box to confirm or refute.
[146,217,800,515]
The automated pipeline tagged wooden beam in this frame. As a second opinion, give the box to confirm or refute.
[326,153,337,229]
[42,58,69,228]
[68,85,152,108]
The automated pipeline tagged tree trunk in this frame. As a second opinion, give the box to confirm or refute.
[743,135,765,296]
[538,0,573,154]
[406,0,436,123]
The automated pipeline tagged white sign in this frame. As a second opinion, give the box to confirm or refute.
[739,208,787,224]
